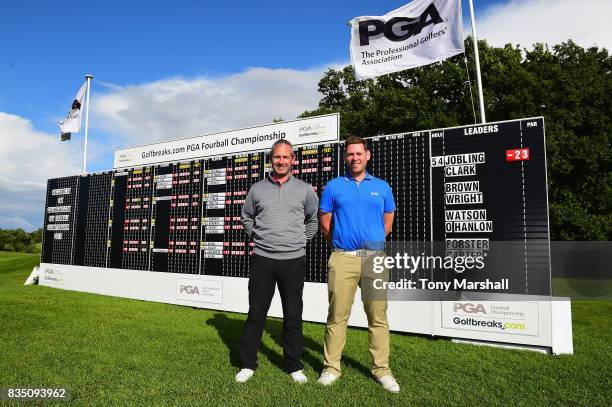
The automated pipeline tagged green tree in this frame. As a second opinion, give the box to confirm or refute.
[30,228,43,244]
[0,228,40,253]
[301,40,611,240]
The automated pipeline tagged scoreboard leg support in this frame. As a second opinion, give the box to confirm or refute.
[450,299,573,356]
[24,266,40,286]
[550,299,573,355]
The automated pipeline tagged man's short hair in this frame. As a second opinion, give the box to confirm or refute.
[345,135,368,150]
[270,139,294,156]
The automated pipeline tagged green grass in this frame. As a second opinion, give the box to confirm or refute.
[552,277,612,300]
[0,251,610,406]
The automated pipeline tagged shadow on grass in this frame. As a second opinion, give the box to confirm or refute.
[206,312,371,378]
[263,318,371,378]
[206,313,284,371]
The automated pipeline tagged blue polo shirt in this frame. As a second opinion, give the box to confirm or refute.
[320,172,395,250]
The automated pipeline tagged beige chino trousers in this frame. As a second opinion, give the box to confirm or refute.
[322,251,391,379]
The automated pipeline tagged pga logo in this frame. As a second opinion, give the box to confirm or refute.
[179,284,201,295]
[177,279,223,304]
[358,3,443,46]
[454,303,487,314]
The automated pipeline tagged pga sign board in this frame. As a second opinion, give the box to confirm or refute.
[113,114,339,168]
[441,301,540,337]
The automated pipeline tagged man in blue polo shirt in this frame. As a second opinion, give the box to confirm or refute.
[317,135,400,393]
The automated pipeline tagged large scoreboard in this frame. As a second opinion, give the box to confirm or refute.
[41,117,550,295]
[40,117,575,354]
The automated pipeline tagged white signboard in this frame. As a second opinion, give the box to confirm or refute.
[441,301,540,337]
[37,263,573,354]
[113,114,339,168]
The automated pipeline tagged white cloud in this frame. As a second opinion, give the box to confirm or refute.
[476,0,611,50]
[0,65,335,230]
[0,112,81,231]
[93,67,327,149]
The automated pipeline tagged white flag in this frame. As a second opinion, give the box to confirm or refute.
[58,81,87,135]
[349,0,464,80]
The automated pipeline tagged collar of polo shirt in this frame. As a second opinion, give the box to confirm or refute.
[343,171,373,182]
[269,173,292,185]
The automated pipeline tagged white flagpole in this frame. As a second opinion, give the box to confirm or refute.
[467,0,486,123]
[83,74,93,174]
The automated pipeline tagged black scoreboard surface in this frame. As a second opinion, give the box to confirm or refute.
[42,118,550,294]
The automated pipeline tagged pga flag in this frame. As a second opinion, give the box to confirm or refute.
[350,0,464,80]
[58,81,87,140]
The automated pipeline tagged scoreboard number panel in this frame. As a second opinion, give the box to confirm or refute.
[73,172,113,267]
[220,152,265,278]
[167,161,203,274]
[201,156,228,276]
[42,176,79,265]
[299,143,338,283]
[41,117,551,295]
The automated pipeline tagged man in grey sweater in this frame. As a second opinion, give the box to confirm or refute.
[235,139,319,384]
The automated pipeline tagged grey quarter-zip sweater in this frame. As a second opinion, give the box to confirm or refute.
[241,175,319,259]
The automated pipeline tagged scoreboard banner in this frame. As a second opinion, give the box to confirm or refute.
[40,116,573,354]
[113,113,339,168]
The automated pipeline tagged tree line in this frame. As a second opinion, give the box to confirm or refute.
[0,228,43,253]
[301,39,611,241]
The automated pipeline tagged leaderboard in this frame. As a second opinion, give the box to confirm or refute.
[429,118,550,295]
[41,118,550,293]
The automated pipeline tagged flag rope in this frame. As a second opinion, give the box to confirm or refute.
[462,52,477,124]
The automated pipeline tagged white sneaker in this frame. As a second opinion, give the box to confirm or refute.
[290,370,308,384]
[235,368,254,383]
[317,371,338,386]
[377,375,400,393]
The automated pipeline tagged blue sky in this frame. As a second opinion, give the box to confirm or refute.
[0,0,609,230]
[1,1,504,135]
